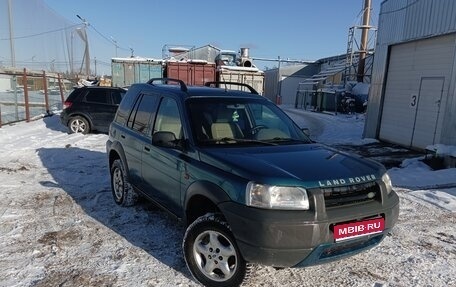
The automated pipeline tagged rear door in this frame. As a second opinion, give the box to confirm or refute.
[83,89,112,131]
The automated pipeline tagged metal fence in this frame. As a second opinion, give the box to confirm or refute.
[0,68,75,127]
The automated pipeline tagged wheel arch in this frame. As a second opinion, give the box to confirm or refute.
[184,181,232,226]
[108,141,130,178]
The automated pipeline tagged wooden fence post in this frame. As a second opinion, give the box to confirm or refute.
[43,70,49,114]
[23,68,30,122]
[57,73,64,103]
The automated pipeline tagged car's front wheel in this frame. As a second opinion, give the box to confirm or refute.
[183,213,251,287]
[68,116,90,134]
[110,159,138,207]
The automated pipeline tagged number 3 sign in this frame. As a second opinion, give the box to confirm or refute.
[410,94,417,107]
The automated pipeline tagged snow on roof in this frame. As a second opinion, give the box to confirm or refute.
[111,57,162,63]
[163,59,214,64]
[217,65,262,73]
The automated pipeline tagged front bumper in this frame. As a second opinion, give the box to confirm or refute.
[219,192,399,267]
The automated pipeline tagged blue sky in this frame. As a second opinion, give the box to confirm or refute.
[42,0,381,70]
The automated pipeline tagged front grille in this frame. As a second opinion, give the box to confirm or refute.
[320,182,381,208]
[319,234,383,259]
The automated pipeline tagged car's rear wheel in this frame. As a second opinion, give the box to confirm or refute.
[68,116,90,134]
[183,213,251,287]
[110,159,138,206]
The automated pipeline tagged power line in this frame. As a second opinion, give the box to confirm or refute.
[0,24,82,41]
[76,14,130,52]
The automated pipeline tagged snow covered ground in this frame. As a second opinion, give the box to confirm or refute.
[0,109,455,287]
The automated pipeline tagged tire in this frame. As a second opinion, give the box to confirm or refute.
[68,116,90,134]
[183,213,252,287]
[110,159,138,207]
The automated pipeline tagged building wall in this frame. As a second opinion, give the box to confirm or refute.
[364,0,456,147]
[264,69,279,102]
[264,64,318,105]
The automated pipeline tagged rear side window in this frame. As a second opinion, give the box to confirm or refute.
[84,90,109,104]
[111,90,124,105]
[130,94,158,135]
[66,88,84,101]
[115,89,139,125]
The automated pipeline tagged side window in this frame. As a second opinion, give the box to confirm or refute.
[116,90,139,126]
[249,103,290,135]
[131,94,158,135]
[111,90,124,105]
[84,90,109,104]
[153,98,183,140]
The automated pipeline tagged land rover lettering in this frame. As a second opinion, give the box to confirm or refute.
[319,174,377,187]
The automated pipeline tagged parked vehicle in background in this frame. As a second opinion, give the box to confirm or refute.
[60,86,126,134]
[106,78,399,287]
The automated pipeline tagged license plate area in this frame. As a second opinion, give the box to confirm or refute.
[333,217,385,242]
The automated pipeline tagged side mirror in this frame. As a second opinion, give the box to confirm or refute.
[152,131,180,149]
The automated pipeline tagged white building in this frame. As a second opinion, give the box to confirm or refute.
[364,0,456,150]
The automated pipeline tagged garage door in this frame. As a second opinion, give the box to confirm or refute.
[379,34,454,149]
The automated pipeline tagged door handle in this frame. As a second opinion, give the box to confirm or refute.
[120,135,125,139]
[144,146,150,151]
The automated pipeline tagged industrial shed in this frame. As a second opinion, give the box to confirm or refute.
[364,0,456,150]
[263,64,317,105]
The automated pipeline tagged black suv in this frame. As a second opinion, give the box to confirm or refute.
[106,79,399,287]
[60,86,126,134]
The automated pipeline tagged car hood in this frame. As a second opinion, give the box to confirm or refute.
[199,144,385,189]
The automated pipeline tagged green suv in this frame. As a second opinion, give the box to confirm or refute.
[106,78,399,287]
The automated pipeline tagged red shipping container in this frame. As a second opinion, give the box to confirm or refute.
[165,61,216,86]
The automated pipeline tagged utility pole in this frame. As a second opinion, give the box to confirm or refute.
[357,0,371,82]
[7,0,15,67]
[76,15,91,76]
[7,0,18,120]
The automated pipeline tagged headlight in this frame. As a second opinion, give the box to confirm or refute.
[382,173,393,194]
[246,182,309,210]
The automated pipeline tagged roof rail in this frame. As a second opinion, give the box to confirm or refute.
[204,81,258,95]
[147,78,188,92]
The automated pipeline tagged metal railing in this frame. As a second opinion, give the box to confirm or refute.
[0,68,76,127]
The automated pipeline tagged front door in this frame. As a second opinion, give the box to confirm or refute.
[141,97,184,215]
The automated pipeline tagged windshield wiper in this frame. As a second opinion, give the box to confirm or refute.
[267,137,310,144]
[202,137,278,146]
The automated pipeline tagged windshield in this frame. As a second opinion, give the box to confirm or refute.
[187,98,311,146]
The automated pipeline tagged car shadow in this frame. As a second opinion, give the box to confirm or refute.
[36,146,195,283]
[42,113,68,133]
